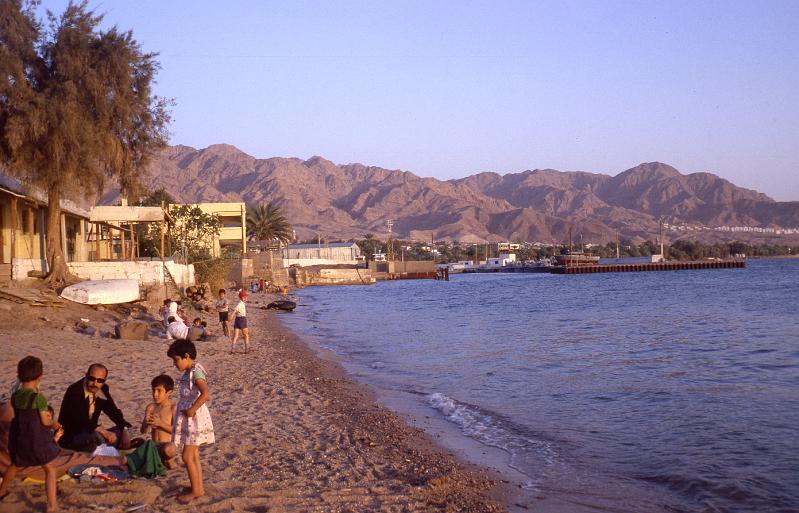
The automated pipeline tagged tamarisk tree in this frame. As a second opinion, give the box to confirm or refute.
[0,1,170,284]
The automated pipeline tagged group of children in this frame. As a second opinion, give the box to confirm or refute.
[162,287,251,354]
[0,340,214,510]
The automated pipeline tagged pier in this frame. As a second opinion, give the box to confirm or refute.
[550,259,745,274]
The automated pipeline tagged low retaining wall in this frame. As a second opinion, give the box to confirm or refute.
[66,260,195,287]
[292,267,375,286]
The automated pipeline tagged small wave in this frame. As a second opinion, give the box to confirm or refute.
[427,392,557,489]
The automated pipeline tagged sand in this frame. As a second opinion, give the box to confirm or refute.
[0,288,507,512]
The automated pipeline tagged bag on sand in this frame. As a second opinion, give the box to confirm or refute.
[126,440,165,478]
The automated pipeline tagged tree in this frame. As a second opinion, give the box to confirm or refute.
[0,1,170,284]
[357,234,383,261]
[246,202,292,247]
[138,187,175,208]
[167,205,221,262]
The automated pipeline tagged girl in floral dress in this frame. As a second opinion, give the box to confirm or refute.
[167,340,214,504]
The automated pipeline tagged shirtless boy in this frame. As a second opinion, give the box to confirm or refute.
[140,375,177,468]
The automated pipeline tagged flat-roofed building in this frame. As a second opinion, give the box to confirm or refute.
[177,202,247,257]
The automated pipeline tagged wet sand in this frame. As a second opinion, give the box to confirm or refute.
[0,290,507,512]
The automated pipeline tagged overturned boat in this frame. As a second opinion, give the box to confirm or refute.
[265,300,297,312]
[61,279,140,305]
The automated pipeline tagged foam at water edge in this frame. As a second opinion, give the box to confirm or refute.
[427,392,555,490]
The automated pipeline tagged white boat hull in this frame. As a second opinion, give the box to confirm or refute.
[61,279,140,305]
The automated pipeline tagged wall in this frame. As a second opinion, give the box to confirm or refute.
[292,267,375,286]
[62,260,195,287]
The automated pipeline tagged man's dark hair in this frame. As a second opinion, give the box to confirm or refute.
[193,317,201,324]
[167,339,197,360]
[17,356,43,382]
[86,363,108,377]
[167,316,176,323]
[151,374,174,391]
[163,299,171,305]
[218,288,226,294]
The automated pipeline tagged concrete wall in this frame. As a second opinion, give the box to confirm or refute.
[66,260,195,287]
[12,258,47,281]
[292,267,375,286]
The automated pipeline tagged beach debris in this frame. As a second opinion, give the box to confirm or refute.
[61,279,140,305]
[38,315,51,322]
[0,287,65,307]
[125,504,147,512]
[115,319,149,340]
[74,319,97,336]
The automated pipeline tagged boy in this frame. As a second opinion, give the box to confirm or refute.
[140,375,177,469]
[216,289,230,337]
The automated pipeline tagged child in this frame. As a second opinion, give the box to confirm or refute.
[191,318,210,341]
[216,289,230,337]
[0,356,61,512]
[44,407,64,444]
[167,340,214,504]
[140,375,178,469]
[230,290,250,354]
[162,298,173,328]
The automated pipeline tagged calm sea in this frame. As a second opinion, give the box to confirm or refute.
[280,260,799,513]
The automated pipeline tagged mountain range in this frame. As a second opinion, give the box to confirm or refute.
[105,144,799,244]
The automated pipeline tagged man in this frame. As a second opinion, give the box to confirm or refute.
[57,364,132,452]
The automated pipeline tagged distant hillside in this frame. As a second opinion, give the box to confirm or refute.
[102,145,799,244]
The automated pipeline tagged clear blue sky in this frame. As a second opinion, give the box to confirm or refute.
[40,1,799,200]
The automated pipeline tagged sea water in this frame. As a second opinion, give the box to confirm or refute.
[281,260,799,513]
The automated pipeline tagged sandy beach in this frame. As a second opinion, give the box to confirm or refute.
[0,288,506,512]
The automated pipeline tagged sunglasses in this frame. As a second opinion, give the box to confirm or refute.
[86,376,106,384]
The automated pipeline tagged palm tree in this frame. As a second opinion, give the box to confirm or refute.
[246,203,293,248]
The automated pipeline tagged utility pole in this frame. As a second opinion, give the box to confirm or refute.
[659,217,665,259]
[386,220,395,261]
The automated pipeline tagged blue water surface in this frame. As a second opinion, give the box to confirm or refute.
[282,260,799,513]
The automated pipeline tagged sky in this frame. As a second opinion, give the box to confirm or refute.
[37,0,799,201]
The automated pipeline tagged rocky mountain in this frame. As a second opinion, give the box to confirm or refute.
[105,144,799,244]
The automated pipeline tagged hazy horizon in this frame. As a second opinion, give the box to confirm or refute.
[38,0,799,201]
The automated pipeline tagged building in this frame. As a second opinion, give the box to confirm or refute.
[283,242,362,266]
[177,202,247,257]
[0,174,91,283]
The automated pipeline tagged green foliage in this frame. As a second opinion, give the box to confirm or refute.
[246,202,292,246]
[194,257,230,293]
[356,234,383,261]
[168,205,222,263]
[0,0,171,282]
[138,188,175,207]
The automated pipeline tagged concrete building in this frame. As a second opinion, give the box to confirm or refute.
[177,202,247,257]
[283,242,362,267]
[0,174,91,283]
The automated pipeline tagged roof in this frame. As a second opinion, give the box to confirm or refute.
[0,173,90,218]
[89,205,167,223]
[287,242,360,250]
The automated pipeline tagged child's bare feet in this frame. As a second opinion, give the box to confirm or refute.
[177,492,202,504]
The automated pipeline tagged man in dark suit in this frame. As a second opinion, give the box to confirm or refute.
[57,363,132,452]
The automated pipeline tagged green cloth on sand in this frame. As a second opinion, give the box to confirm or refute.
[126,440,165,478]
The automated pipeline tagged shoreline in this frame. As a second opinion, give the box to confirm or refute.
[0,290,508,512]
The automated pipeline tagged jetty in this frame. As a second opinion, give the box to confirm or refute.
[550,259,745,274]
